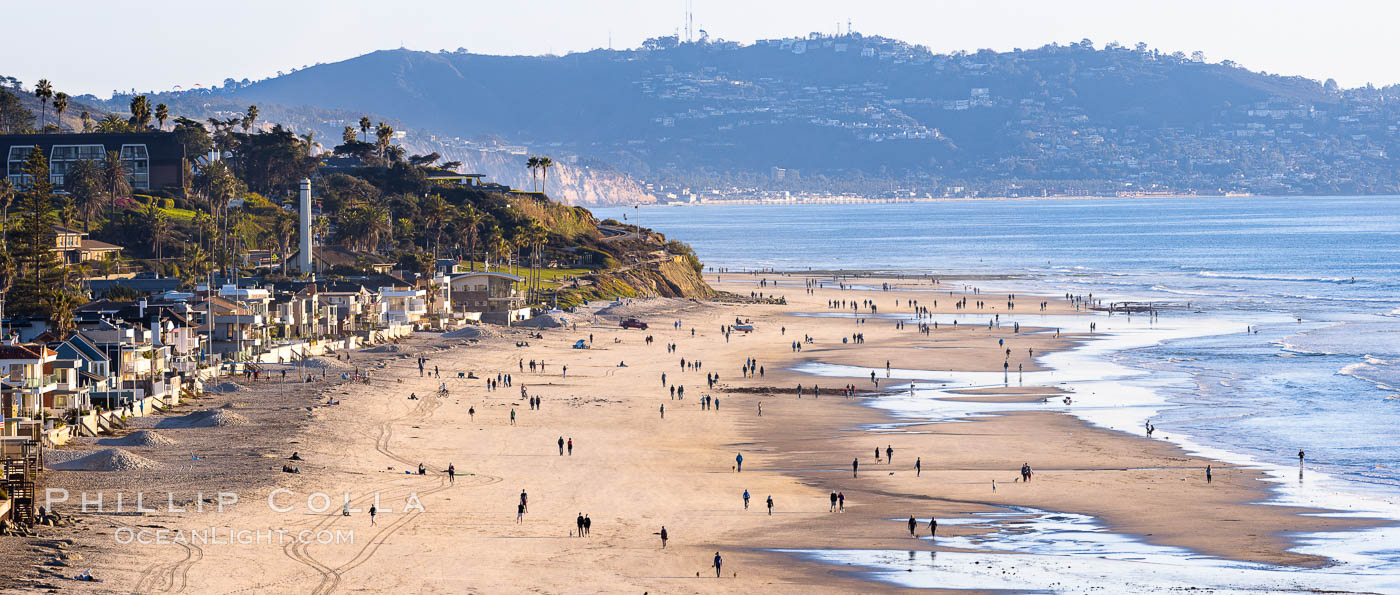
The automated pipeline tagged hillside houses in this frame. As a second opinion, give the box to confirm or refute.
[0,263,531,444]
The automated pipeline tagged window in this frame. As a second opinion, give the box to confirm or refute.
[6,144,36,187]
[120,144,150,189]
[48,144,106,188]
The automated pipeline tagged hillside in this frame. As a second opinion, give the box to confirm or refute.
[113,34,1400,197]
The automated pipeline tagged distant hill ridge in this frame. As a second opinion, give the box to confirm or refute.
[83,35,1400,196]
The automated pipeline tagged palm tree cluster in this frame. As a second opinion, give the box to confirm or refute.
[526,156,555,193]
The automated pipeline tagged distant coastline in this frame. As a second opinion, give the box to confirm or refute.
[617,192,1277,208]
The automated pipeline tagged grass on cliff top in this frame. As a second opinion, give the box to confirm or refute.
[553,275,639,310]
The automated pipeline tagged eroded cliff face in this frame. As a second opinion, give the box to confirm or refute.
[437,148,657,207]
[610,257,717,300]
[558,256,716,308]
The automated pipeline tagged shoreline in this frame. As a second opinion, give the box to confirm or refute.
[5,273,1394,592]
[607,193,1272,209]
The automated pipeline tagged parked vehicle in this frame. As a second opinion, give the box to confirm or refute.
[620,318,648,330]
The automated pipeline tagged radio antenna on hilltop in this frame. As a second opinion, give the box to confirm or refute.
[685,0,694,43]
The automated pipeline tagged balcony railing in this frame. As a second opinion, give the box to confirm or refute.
[19,374,60,389]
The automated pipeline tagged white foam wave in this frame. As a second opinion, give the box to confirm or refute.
[1199,271,1359,284]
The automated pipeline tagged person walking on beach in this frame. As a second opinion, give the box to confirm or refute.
[916,457,921,477]
[510,408,516,425]
[830,490,838,512]
[576,513,584,536]
[660,404,665,419]
[713,552,723,578]
[886,445,894,465]
[1021,462,1033,482]
[766,495,774,515]
[909,515,918,537]
[1298,449,1306,464]
[584,515,591,535]
[1206,464,1213,483]
[929,517,937,538]
[852,458,859,478]
[838,492,845,512]
[369,505,376,526]
[735,452,744,472]
[568,438,573,456]
[743,489,751,509]
[447,463,456,484]
[520,490,529,513]
[660,526,668,548]
[517,503,524,523]
[559,436,565,455]
[875,447,881,463]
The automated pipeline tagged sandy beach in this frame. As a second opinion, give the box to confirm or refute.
[4,273,1385,593]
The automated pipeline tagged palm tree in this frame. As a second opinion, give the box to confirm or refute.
[129,95,152,128]
[358,116,372,142]
[375,123,394,161]
[44,289,77,339]
[80,111,92,132]
[273,214,296,272]
[455,204,486,270]
[33,80,52,129]
[155,103,169,130]
[67,159,102,231]
[97,113,126,133]
[102,150,130,221]
[519,221,549,302]
[510,227,532,277]
[421,194,449,257]
[0,179,13,251]
[526,156,541,191]
[538,157,555,195]
[300,131,321,156]
[53,92,68,130]
[243,104,258,133]
[342,125,357,146]
[144,202,172,265]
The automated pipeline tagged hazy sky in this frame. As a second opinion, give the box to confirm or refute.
[4,0,1394,97]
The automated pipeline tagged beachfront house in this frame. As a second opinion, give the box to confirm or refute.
[319,283,375,332]
[196,296,264,358]
[74,319,175,405]
[447,271,530,324]
[52,333,113,413]
[270,286,322,340]
[0,341,60,420]
[376,285,428,325]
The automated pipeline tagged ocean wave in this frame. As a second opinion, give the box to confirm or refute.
[1273,293,1393,304]
[1198,271,1361,284]
[1149,285,1227,297]
[1277,339,1339,356]
[1336,355,1400,392]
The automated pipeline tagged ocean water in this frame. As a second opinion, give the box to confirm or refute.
[597,197,1400,488]
[596,197,1400,587]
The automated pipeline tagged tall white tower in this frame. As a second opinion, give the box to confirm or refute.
[297,178,313,274]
